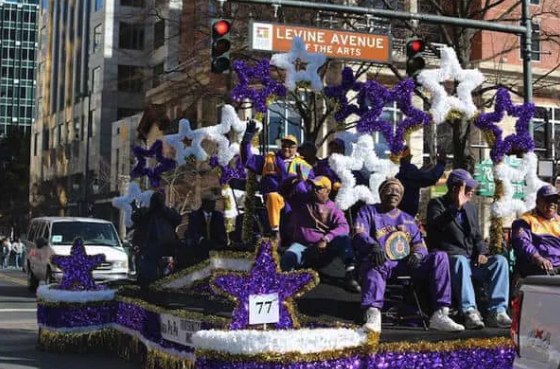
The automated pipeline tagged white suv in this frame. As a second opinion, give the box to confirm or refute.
[23,217,129,292]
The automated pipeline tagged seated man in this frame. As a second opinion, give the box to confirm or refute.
[354,178,464,333]
[511,185,560,276]
[279,176,360,293]
[183,193,227,263]
[427,169,511,329]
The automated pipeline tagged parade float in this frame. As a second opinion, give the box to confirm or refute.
[35,38,542,368]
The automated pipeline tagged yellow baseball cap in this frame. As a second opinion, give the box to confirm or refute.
[281,134,298,146]
[311,176,332,190]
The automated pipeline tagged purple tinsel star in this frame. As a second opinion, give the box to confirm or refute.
[51,237,105,290]
[211,240,318,330]
[231,59,287,113]
[356,78,431,155]
[209,154,246,185]
[130,140,177,188]
[473,88,535,162]
[324,66,367,122]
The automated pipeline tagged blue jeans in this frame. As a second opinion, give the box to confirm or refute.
[450,255,509,314]
[280,234,355,272]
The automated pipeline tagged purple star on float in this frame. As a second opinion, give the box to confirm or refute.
[357,78,431,155]
[231,59,287,113]
[130,139,177,188]
[474,88,535,162]
[211,239,318,330]
[324,66,367,122]
[209,154,246,185]
[51,237,105,290]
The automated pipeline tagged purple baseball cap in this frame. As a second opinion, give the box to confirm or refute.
[446,169,479,188]
[537,185,560,200]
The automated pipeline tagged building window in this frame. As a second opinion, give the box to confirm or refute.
[154,19,165,49]
[93,24,103,53]
[117,108,140,120]
[42,0,48,10]
[92,67,102,93]
[530,0,539,4]
[121,0,145,6]
[152,62,164,88]
[34,133,38,156]
[94,0,103,12]
[117,65,144,92]
[266,101,304,149]
[119,22,144,50]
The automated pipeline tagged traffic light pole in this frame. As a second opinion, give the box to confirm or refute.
[225,0,534,128]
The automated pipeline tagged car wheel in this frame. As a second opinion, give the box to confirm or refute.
[27,267,39,293]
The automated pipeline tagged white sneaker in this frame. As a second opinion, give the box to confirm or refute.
[486,311,512,328]
[363,307,381,333]
[429,307,465,332]
[464,308,485,329]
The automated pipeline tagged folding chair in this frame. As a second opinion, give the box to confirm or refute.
[383,275,429,330]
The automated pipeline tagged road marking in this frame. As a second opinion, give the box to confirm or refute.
[0,272,27,286]
[0,308,36,312]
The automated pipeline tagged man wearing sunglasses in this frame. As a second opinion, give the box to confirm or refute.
[511,185,560,277]
[427,169,511,329]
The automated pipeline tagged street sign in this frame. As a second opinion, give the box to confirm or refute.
[249,21,391,64]
[474,158,525,199]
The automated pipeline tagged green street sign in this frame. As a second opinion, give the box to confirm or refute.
[474,158,525,199]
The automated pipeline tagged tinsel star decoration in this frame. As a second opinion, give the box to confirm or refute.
[356,78,431,155]
[111,182,153,227]
[324,66,366,122]
[130,139,177,188]
[164,119,203,166]
[231,59,287,113]
[271,37,327,91]
[209,154,246,185]
[417,46,485,124]
[473,88,535,163]
[51,237,105,290]
[211,239,319,330]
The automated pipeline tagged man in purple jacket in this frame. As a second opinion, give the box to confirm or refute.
[241,121,310,236]
[353,178,464,333]
[279,176,360,293]
[511,185,560,277]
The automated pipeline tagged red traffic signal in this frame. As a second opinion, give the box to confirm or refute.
[410,40,423,53]
[213,20,230,37]
[405,37,426,78]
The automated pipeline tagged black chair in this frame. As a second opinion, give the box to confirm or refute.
[383,275,429,330]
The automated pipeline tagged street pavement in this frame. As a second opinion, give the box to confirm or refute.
[0,269,137,369]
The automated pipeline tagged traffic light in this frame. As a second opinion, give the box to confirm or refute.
[211,19,231,74]
[405,37,426,78]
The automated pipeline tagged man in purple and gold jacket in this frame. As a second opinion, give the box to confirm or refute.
[241,120,312,236]
[279,176,360,292]
[353,178,464,333]
[512,185,560,277]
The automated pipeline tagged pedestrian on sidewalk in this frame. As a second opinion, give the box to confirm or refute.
[11,237,23,270]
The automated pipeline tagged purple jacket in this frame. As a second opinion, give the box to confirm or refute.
[511,210,560,269]
[353,204,427,264]
[287,180,349,245]
[241,140,291,196]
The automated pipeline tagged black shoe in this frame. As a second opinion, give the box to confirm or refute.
[345,271,361,293]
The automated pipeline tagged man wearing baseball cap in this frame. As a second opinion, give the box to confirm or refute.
[427,169,511,329]
[511,184,560,277]
[280,175,360,293]
[241,120,312,237]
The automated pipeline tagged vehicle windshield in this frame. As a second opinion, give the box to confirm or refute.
[50,222,120,247]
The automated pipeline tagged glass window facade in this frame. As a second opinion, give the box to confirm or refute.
[0,1,39,137]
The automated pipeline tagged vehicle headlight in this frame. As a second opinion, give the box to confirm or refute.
[113,261,128,269]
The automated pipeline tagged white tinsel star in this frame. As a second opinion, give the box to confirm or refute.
[271,37,327,91]
[111,182,153,228]
[164,119,208,165]
[417,46,485,125]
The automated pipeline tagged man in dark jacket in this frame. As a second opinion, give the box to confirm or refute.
[426,169,511,329]
[184,193,227,262]
[396,146,446,217]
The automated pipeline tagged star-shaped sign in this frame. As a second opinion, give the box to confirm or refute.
[112,182,153,227]
[211,239,318,330]
[51,237,105,290]
[231,59,287,113]
[357,78,431,155]
[130,139,177,188]
[473,88,535,163]
[324,66,366,122]
[271,37,327,92]
[417,46,485,124]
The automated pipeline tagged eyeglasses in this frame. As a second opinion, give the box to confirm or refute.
[281,142,296,148]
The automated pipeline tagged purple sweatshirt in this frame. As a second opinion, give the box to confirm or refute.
[511,210,560,268]
[287,180,349,245]
[353,204,427,264]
